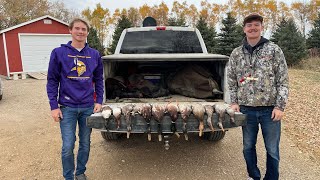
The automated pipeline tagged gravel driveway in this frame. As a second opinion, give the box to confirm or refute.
[0,78,319,180]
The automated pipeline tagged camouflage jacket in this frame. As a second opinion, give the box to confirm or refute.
[227,41,289,111]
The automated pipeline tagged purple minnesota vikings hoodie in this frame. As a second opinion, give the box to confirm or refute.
[46,41,104,110]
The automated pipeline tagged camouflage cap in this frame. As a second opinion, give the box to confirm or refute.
[243,13,263,26]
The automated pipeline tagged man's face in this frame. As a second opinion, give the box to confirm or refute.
[69,21,88,43]
[243,20,263,39]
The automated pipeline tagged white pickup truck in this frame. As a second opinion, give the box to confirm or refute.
[86,26,246,149]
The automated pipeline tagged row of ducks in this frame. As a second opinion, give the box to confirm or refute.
[101,102,236,141]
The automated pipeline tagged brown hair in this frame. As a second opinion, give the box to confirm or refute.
[69,18,90,31]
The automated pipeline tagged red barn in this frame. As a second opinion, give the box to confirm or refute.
[0,15,71,78]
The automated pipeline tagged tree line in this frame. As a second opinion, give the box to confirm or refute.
[1,1,319,39]
[107,11,320,66]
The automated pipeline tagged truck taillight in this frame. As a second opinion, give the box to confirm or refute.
[156,26,166,30]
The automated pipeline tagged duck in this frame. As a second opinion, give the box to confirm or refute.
[214,103,226,131]
[122,104,135,138]
[133,103,153,141]
[166,101,180,138]
[178,103,192,140]
[226,106,235,124]
[204,105,215,132]
[191,103,205,137]
[112,107,122,130]
[152,103,166,141]
[101,105,112,119]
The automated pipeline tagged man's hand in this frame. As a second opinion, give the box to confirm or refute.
[230,103,240,112]
[94,103,102,113]
[51,108,63,122]
[272,108,283,121]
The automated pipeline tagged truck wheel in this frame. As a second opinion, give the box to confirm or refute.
[101,132,123,141]
[0,94,2,100]
[203,131,226,141]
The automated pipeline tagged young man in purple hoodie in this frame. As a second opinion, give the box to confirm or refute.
[47,18,104,180]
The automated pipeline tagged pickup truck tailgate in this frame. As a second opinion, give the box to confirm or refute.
[87,111,246,133]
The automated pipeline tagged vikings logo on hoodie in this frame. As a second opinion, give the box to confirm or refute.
[71,57,86,76]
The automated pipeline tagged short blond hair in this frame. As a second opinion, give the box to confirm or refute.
[69,18,90,31]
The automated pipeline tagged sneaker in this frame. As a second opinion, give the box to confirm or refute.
[75,174,87,180]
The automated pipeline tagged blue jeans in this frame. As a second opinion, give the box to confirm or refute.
[60,105,94,180]
[240,106,281,180]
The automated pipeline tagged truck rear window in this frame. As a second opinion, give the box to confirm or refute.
[120,31,203,54]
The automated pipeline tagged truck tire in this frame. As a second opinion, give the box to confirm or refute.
[203,131,226,141]
[101,132,123,141]
[0,94,2,100]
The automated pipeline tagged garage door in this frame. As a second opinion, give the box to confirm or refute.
[19,34,71,72]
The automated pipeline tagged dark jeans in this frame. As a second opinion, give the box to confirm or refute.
[60,105,94,180]
[240,106,281,180]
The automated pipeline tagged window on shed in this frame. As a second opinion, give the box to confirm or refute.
[44,19,52,24]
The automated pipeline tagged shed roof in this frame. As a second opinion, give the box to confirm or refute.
[0,15,69,34]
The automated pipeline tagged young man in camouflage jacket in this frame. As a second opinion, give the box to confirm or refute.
[227,13,289,180]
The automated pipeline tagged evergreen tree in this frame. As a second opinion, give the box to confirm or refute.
[216,12,244,56]
[107,15,133,54]
[87,28,105,56]
[270,18,307,66]
[306,12,320,49]
[196,16,217,53]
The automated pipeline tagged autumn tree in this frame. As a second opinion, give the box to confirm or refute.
[82,3,110,46]
[167,16,186,26]
[47,0,80,23]
[306,12,320,49]
[107,15,133,54]
[261,0,279,33]
[308,0,320,21]
[241,0,264,15]
[199,1,223,27]
[0,0,49,29]
[291,1,314,37]
[196,16,217,53]
[120,8,128,17]
[109,8,121,25]
[278,1,292,20]
[171,1,198,26]
[0,0,79,30]
[153,2,169,25]
[187,4,199,27]
[216,12,244,56]
[172,1,188,21]
[139,4,152,19]
[270,18,307,66]
[227,0,245,23]
[87,28,105,56]
[128,7,141,27]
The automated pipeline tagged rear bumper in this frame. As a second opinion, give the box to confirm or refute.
[87,113,246,133]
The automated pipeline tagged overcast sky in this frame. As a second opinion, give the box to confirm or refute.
[62,0,302,14]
